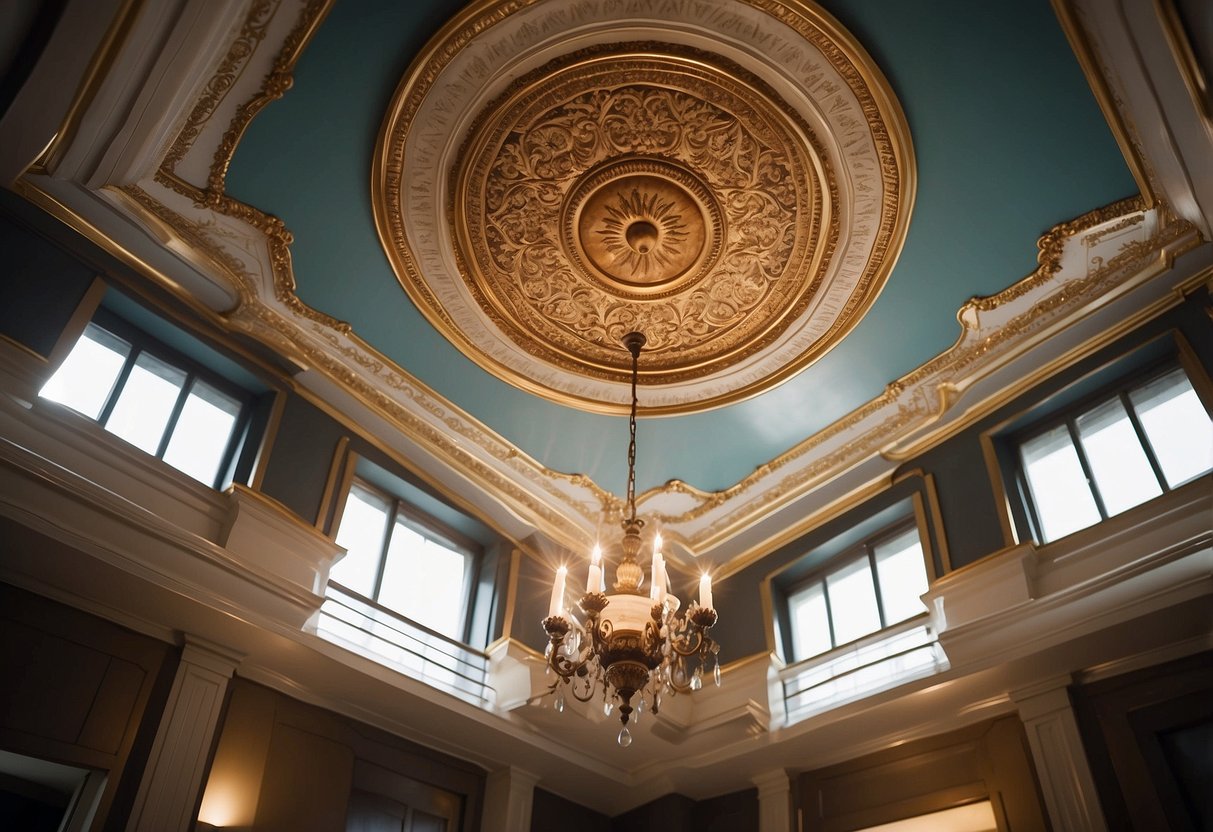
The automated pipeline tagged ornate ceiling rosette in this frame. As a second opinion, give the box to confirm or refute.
[373,0,914,414]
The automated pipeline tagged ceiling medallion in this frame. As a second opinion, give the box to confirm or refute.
[374,0,914,414]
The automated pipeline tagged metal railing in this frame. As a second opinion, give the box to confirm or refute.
[316,583,493,707]
[780,616,946,722]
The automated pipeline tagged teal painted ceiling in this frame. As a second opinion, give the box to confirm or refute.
[225,0,1135,496]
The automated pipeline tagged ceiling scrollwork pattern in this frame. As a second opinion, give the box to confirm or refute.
[376,0,915,413]
[457,52,827,380]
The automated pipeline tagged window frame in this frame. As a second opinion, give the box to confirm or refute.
[784,518,931,664]
[40,310,253,489]
[1009,359,1213,544]
[330,476,482,645]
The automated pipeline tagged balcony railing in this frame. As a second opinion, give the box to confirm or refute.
[780,616,947,723]
[316,583,492,707]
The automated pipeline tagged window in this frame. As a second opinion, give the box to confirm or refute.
[318,477,492,705]
[779,518,945,722]
[1016,366,1212,543]
[788,524,930,661]
[40,321,247,488]
[330,480,475,641]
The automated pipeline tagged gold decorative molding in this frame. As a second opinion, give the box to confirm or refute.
[13,0,1201,577]
[161,0,333,194]
[636,198,1198,551]
[31,0,144,175]
[451,46,832,385]
[374,0,914,414]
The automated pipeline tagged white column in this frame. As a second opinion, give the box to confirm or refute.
[481,766,540,832]
[753,769,792,832]
[1011,676,1107,832]
[127,636,242,832]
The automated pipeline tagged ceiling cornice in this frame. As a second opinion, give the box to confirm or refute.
[8,0,1208,572]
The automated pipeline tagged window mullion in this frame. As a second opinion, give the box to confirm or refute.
[1120,390,1169,492]
[371,502,398,602]
[97,346,140,427]
[819,579,837,649]
[1066,418,1109,520]
[155,374,193,459]
[868,546,887,629]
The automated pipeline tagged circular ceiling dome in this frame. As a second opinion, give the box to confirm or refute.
[373,0,914,414]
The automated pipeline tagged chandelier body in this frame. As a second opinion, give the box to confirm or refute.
[542,333,719,741]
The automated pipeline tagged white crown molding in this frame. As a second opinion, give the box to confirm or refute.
[7,0,1209,574]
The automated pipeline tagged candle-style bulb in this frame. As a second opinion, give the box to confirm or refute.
[549,566,567,618]
[587,545,603,594]
[699,572,713,611]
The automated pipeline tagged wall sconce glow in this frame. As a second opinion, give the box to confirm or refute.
[855,800,997,832]
[197,783,247,828]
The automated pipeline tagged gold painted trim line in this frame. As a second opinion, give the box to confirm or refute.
[890,468,949,580]
[910,492,937,584]
[1051,0,1158,205]
[31,0,143,176]
[980,432,1019,551]
[760,571,778,657]
[249,387,287,492]
[315,435,351,532]
[923,472,953,574]
[500,547,522,644]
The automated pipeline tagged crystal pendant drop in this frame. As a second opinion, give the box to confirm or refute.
[554,692,565,713]
[618,726,632,747]
[604,700,614,716]
[713,660,722,687]
[691,666,703,691]
[636,697,645,715]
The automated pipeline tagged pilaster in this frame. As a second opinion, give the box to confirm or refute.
[1011,675,1107,832]
[481,766,541,832]
[753,768,792,832]
[126,636,243,832]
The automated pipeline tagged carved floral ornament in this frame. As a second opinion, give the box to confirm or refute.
[373,0,915,414]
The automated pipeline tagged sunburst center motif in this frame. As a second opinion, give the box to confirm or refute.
[595,187,692,282]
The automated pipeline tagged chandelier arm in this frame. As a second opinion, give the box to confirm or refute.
[547,649,588,680]
[570,678,598,702]
[667,628,707,658]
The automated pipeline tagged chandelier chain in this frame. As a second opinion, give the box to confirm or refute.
[626,337,639,523]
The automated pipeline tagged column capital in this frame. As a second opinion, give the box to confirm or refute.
[482,766,540,832]
[753,769,792,832]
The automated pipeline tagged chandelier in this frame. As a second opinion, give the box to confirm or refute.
[542,332,720,747]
